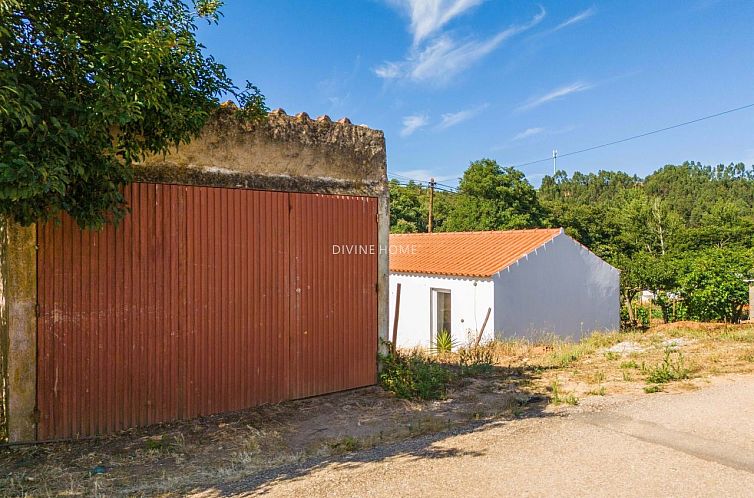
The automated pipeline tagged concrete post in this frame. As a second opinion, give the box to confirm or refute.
[749,282,753,322]
[0,218,37,442]
[377,192,390,356]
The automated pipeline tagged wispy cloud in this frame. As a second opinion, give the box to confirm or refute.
[376,6,545,84]
[516,81,593,111]
[388,0,487,45]
[437,103,489,129]
[393,169,460,182]
[400,114,429,136]
[551,7,595,32]
[492,124,577,151]
[512,127,545,140]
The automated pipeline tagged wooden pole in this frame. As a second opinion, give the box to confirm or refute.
[474,307,492,347]
[749,282,754,322]
[391,283,401,350]
[427,178,435,233]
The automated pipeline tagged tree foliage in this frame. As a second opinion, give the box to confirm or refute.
[389,160,754,323]
[0,0,265,228]
[443,159,546,231]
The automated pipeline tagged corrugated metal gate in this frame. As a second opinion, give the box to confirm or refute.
[36,182,378,439]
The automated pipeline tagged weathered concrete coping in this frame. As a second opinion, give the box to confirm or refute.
[137,105,387,196]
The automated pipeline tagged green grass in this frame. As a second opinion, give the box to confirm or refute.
[644,384,663,394]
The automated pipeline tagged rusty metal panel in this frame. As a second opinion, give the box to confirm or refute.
[180,186,291,419]
[37,183,183,439]
[37,183,378,439]
[289,193,378,399]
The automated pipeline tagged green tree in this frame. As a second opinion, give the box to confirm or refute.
[444,159,547,231]
[1,0,266,228]
[677,248,753,322]
[389,179,425,233]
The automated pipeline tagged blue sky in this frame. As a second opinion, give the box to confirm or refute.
[197,1,754,186]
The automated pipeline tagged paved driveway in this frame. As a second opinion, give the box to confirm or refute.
[193,375,754,497]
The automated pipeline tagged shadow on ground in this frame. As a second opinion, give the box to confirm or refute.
[0,365,556,496]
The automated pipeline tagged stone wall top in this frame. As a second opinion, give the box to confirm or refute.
[138,104,387,196]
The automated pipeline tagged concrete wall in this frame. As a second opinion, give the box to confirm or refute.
[492,232,620,340]
[389,273,494,349]
[0,219,37,442]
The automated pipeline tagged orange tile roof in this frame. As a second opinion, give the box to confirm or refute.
[389,228,563,278]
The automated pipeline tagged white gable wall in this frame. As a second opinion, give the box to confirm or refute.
[389,273,494,349]
[492,233,620,340]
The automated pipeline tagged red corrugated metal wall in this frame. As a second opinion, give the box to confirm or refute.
[36,182,378,439]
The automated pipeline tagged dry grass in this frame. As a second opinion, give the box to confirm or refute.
[2,323,753,496]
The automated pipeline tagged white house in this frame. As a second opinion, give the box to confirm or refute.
[389,228,620,348]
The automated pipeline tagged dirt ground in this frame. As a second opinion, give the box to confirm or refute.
[2,323,753,497]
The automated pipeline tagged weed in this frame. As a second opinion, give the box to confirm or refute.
[644,349,690,384]
[407,416,451,435]
[550,343,593,368]
[378,349,451,400]
[458,343,495,376]
[587,386,607,396]
[604,351,620,361]
[644,384,663,394]
[144,435,175,453]
[620,360,640,369]
[740,352,754,363]
[549,380,579,405]
[592,371,605,384]
[327,436,361,454]
[622,371,633,382]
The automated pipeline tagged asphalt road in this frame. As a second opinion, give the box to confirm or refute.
[194,375,754,497]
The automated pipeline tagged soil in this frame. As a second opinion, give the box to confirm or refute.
[2,322,753,496]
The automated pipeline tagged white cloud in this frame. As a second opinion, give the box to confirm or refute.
[516,81,593,111]
[388,0,486,45]
[376,6,545,84]
[400,114,429,136]
[551,7,595,32]
[512,127,545,140]
[437,103,489,129]
[393,169,459,182]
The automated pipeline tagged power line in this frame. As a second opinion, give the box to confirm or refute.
[387,173,459,192]
[512,102,754,169]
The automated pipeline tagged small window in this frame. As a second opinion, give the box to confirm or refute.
[431,289,452,342]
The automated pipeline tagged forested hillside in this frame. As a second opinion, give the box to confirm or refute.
[389,160,754,324]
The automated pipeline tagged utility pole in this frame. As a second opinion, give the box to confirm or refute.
[427,177,436,233]
[552,149,558,175]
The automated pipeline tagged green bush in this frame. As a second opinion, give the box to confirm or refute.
[378,350,451,400]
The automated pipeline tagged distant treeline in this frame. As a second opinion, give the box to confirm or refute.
[389,160,754,324]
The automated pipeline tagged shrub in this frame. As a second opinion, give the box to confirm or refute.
[458,344,495,376]
[644,349,690,384]
[378,350,451,400]
[430,330,457,355]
